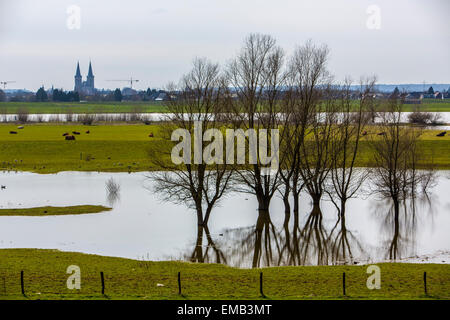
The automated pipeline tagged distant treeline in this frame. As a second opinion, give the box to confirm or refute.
[33,87,80,102]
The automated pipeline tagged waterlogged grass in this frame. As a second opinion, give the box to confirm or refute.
[0,124,449,173]
[0,205,111,216]
[0,249,448,300]
[0,124,170,173]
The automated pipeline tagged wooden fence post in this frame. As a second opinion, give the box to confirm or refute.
[20,271,25,296]
[260,272,265,298]
[342,272,346,296]
[178,272,181,295]
[423,272,427,296]
[100,271,105,295]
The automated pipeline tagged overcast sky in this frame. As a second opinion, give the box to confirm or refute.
[0,0,449,91]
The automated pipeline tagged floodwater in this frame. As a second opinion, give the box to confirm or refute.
[0,171,449,267]
[1,112,450,129]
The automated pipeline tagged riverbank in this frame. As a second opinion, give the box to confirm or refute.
[0,124,449,173]
[0,249,448,300]
[0,205,111,216]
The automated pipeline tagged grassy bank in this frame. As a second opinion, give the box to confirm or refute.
[0,205,111,216]
[0,249,448,300]
[0,124,449,173]
[1,99,450,114]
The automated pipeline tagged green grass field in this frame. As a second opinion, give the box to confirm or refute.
[1,99,450,114]
[0,205,111,216]
[0,249,448,300]
[0,124,449,173]
[0,101,167,114]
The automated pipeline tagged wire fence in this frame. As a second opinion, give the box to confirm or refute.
[0,269,440,299]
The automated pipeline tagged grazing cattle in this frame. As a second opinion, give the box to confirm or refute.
[62,132,69,136]
[361,131,368,136]
[65,135,76,140]
[377,132,386,136]
[9,131,17,134]
[85,130,90,134]
[72,131,80,135]
[148,133,154,137]
[436,131,446,137]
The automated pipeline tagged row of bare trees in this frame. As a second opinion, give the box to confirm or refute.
[148,34,435,266]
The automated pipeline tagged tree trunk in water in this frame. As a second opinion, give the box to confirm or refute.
[193,207,205,263]
[293,190,300,231]
[389,197,400,260]
[308,194,326,264]
[252,198,271,268]
[340,201,347,262]
[311,195,322,222]
[291,190,300,265]
[282,190,291,229]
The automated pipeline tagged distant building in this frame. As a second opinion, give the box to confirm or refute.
[155,91,169,101]
[406,92,423,99]
[434,92,444,99]
[74,61,96,95]
[121,87,137,96]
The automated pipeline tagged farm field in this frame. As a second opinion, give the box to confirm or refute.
[0,249,448,300]
[0,123,449,173]
[1,99,450,114]
[0,101,167,114]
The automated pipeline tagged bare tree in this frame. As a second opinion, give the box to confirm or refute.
[279,40,331,234]
[224,33,285,267]
[148,58,233,263]
[369,96,435,259]
[326,77,375,263]
[17,107,29,123]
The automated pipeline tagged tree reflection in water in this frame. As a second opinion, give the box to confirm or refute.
[186,224,228,264]
[177,171,437,268]
[327,209,366,265]
[371,188,436,261]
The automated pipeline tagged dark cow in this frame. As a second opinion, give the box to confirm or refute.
[9,131,17,134]
[377,132,386,136]
[65,135,76,140]
[72,131,81,135]
[361,131,368,136]
[85,130,90,134]
[148,133,154,137]
[62,132,69,136]
[436,131,446,137]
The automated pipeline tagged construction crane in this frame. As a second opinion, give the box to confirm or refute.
[107,77,139,89]
[0,81,16,89]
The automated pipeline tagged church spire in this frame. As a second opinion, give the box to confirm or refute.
[75,61,82,77]
[87,61,94,77]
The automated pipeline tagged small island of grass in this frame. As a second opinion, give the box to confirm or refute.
[0,205,112,216]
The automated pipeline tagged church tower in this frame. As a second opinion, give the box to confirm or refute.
[74,61,82,92]
[86,61,95,90]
